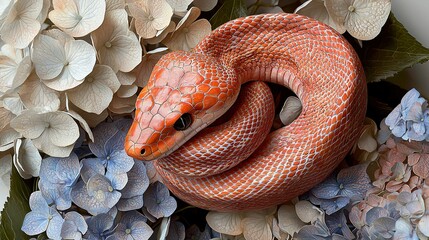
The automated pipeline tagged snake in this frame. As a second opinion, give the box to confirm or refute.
[125,13,367,212]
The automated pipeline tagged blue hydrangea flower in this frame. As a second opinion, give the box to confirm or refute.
[393,218,419,240]
[38,152,81,210]
[325,210,354,239]
[89,119,134,175]
[71,173,122,215]
[311,164,372,202]
[61,211,88,239]
[143,181,177,219]
[166,221,185,240]
[21,191,64,240]
[309,164,372,214]
[117,160,149,211]
[367,217,396,239]
[385,88,429,141]
[106,210,153,240]
[84,213,116,240]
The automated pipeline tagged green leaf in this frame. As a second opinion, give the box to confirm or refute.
[0,166,33,240]
[362,13,429,82]
[209,0,247,29]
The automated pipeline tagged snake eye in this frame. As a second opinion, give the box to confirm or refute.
[174,113,192,131]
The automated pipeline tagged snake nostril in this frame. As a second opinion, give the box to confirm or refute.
[140,147,146,156]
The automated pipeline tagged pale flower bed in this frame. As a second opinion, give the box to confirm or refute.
[1,0,429,240]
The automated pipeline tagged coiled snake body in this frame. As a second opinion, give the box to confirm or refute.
[125,13,367,211]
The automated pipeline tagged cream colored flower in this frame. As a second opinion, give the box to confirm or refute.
[106,0,125,11]
[193,0,218,11]
[67,64,120,114]
[128,0,173,39]
[324,0,391,40]
[69,102,108,128]
[0,0,43,48]
[108,84,138,114]
[10,110,80,157]
[0,0,13,26]
[166,0,193,15]
[13,138,42,179]
[163,7,211,51]
[0,107,20,151]
[49,0,106,37]
[277,204,307,235]
[351,117,379,163]
[32,34,96,91]
[91,9,142,72]
[279,96,302,126]
[19,71,61,111]
[0,44,32,97]
[144,21,176,45]
[295,0,346,34]
[207,207,277,240]
[0,153,11,213]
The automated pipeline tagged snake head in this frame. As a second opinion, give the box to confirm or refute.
[125,51,239,160]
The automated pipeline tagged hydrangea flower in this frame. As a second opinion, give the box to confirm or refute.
[84,213,116,240]
[38,152,81,210]
[71,173,122,215]
[117,160,150,211]
[61,211,88,239]
[143,181,177,219]
[107,210,153,240]
[21,191,64,240]
[325,210,354,239]
[49,0,106,37]
[385,88,429,141]
[309,163,372,214]
[88,119,134,175]
[295,218,348,240]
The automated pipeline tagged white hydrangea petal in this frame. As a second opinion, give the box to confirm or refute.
[32,134,74,157]
[175,6,200,30]
[166,0,192,13]
[419,215,429,237]
[294,200,323,223]
[193,0,218,11]
[3,95,25,115]
[277,204,306,235]
[164,18,211,51]
[32,34,66,80]
[49,0,106,37]
[242,212,273,240]
[206,211,243,235]
[295,0,346,34]
[43,111,80,147]
[116,84,138,98]
[13,138,42,179]
[69,102,108,128]
[116,71,136,85]
[106,0,125,11]
[9,110,46,139]
[65,40,96,80]
[43,65,82,91]
[151,0,174,30]
[66,110,94,142]
[0,125,20,151]
[36,0,51,23]
[108,94,137,114]
[0,54,32,95]
[324,0,350,25]
[145,21,175,45]
[0,107,14,131]
[130,0,173,39]
[19,72,61,111]
[0,0,42,48]
[68,65,119,114]
[91,9,142,72]
[43,28,74,45]
[0,0,13,26]
[343,0,391,40]
[279,96,302,126]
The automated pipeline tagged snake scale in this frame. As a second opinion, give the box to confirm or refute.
[125,13,367,211]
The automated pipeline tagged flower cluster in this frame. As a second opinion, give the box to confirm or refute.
[385,88,429,141]
[20,120,177,239]
[295,0,392,40]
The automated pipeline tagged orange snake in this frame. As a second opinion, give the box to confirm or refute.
[125,13,367,211]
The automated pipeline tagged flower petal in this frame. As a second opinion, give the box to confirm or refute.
[277,204,306,235]
[13,138,42,179]
[206,211,243,235]
[32,34,66,80]
[19,71,61,111]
